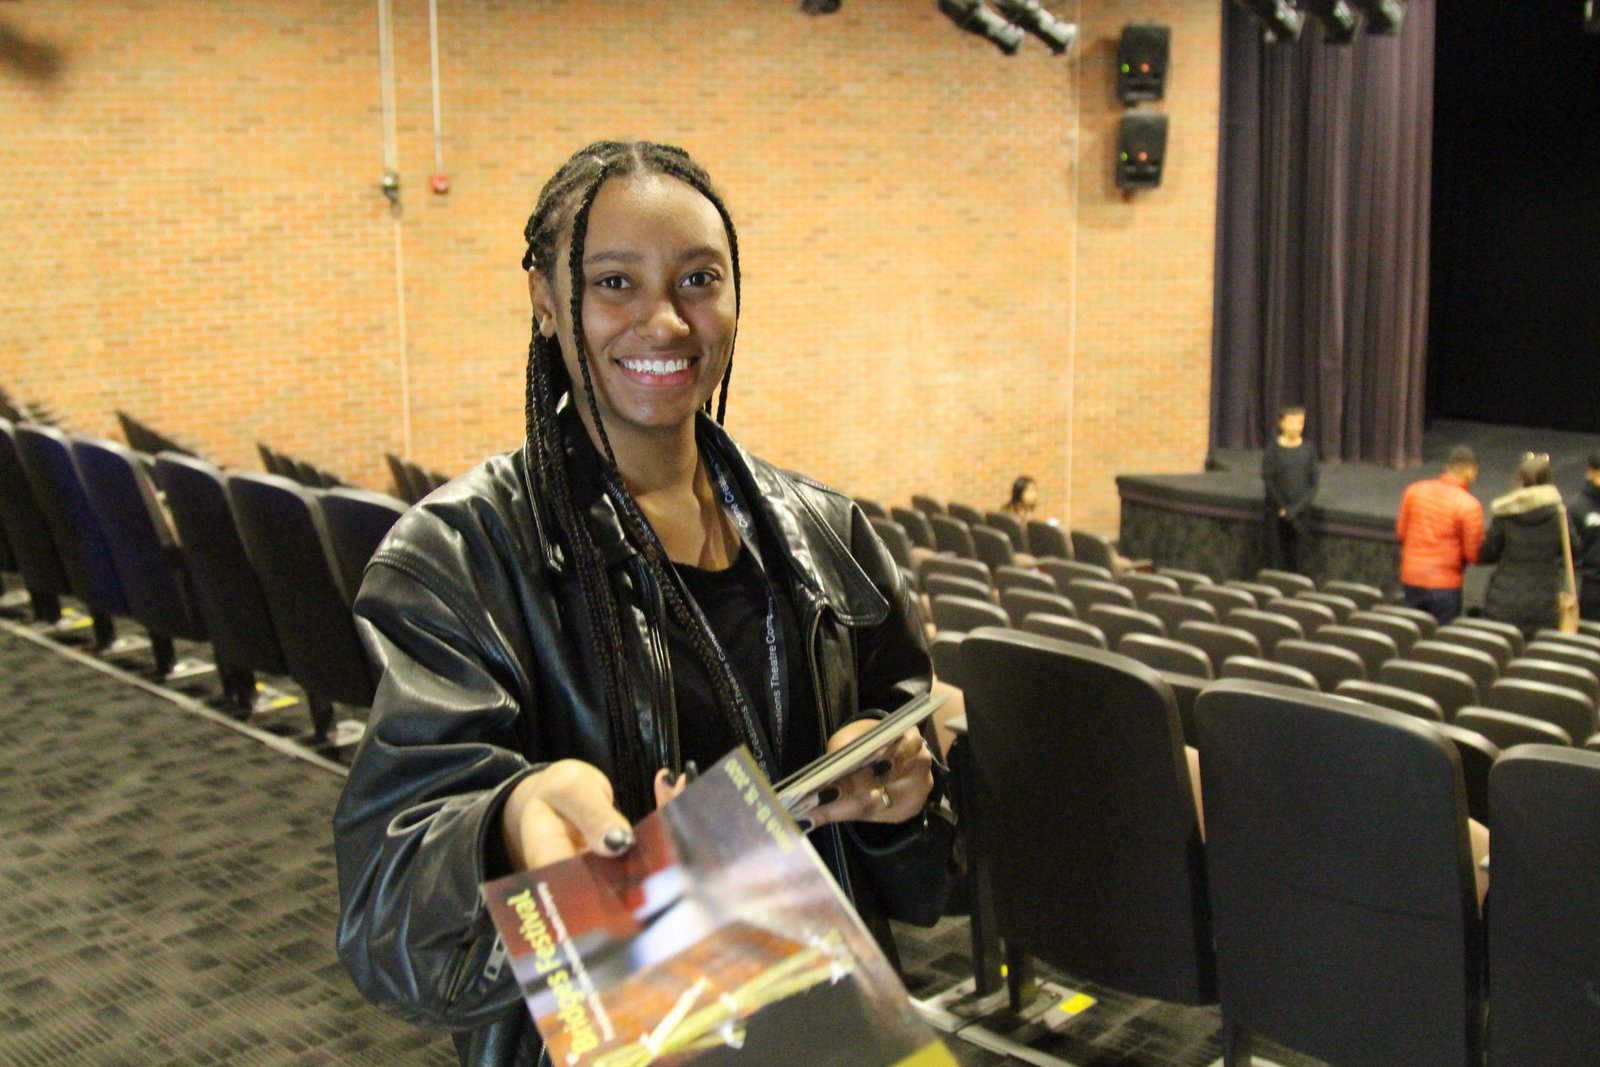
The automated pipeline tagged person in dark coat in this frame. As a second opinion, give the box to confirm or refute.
[1480,453,1565,641]
[1567,448,1600,621]
[1261,404,1318,574]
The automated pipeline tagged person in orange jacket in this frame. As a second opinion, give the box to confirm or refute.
[1395,445,1485,624]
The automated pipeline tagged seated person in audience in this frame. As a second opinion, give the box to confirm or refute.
[1261,403,1317,574]
[1568,448,1600,621]
[1395,444,1484,625]
[1481,452,1565,641]
[332,141,949,1066]
[1001,475,1037,520]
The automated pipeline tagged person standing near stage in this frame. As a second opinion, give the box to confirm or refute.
[1261,404,1318,574]
[1395,445,1485,625]
[1480,453,1565,641]
[1567,448,1600,621]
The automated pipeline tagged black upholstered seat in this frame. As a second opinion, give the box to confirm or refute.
[1521,640,1600,683]
[1532,629,1600,655]
[1068,529,1119,572]
[1039,558,1113,589]
[929,631,966,689]
[1410,639,1499,699]
[1274,638,1366,691]
[14,424,129,648]
[156,453,291,712]
[947,501,984,527]
[1019,613,1106,649]
[1026,519,1069,560]
[1433,624,1515,670]
[1145,593,1218,635]
[993,565,1056,596]
[1371,602,1439,638]
[999,588,1076,628]
[1455,707,1572,749]
[1320,580,1382,611]
[1194,584,1259,618]
[1377,659,1479,721]
[983,510,1027,553]
[1262,596,1336,635]
[1487,746,1600,1065]
[852,496,888,520]
[1256,568,1314,597]
[1430,722,1500,825]
[1065,577,1136,617]
[73,437,208,676]
[1176,621,1262,676]
[912,494,944,516]
[319,487,408,606]
[1156,567,1213,596]
[918,555,990,590]
[868,517,913,570]
[1195,681,1485,1067]
[1345,609,1422,656]
[929,514,977,560]
[1120,572,1181,606]
[924,573,992,603]
[930,594,1009,634]
[1334,679,1443,722]
[1451,615,1526,656]
[1223,607,1303,656]
[1296,591,1357,624]
[1087,603,1165,646]
[1119,633,1213,680]
[228,471,377,740]
[1504,657,1600,706]
[890,506,935,550]
[1219,655,1319,691]
[0,417,70,622]
[1483,678,1597,748]
[1222,579,1281,608]
[961,631,1216,1009]
[1315,624,1398,678]
[970,524,1015,572]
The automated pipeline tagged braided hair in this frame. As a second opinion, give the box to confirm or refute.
[521,141,760,817]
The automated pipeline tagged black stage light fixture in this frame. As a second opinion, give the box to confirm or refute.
[937,0,1025,54]
[992,0,1077,55]
[1234,0,1304,42]
[799,0,842,13]
[1350,0,1404,34]
[1303,0,1359,43]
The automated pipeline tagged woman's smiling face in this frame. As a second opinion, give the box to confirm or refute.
[531,173,737,446]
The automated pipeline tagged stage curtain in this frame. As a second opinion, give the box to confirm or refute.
[1210,0,1435,468]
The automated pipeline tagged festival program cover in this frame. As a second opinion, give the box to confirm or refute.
[481,749,955,1067]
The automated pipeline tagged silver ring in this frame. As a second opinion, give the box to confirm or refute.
[875,781,893,809]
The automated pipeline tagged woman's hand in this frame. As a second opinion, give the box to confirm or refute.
[805,723,933,829]
[501,760,634,870]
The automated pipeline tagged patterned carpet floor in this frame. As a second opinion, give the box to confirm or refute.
[0,614,1324,1067]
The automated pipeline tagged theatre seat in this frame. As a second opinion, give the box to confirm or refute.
[1119,633,1213,680]
[319,488,407,607]
[999,588,1075,628]
[993,565,1056,596]
[1487,746,1600,1065]
[1482,678,1597,748]
[1256,568,1314,597]
[852,496,888,520]
[930,514,977,559]
[1410,640,1500,699]
[890,506,935,550]
[970,525,1015,572]
[1039,558,1113,588]
[1069,529,1119,572]
[228,471,377,741]
[1315,624,1398,679]
[1177,621,1262,676]
[868,517,913,570]
[1220,656,1319,692]
[1019,613,1106,649]
[947,501,984,527]
[1065,577,1136,617]
[1087,604,1165,647]
[14,424,129,648]
[1504,657,1600,706]
[1454,707,1571,749]
[156,453,290,713]
[72,437,207,677]
[1334,679,1444,722]
[1451,615,1526,657]
[0,417,69,622]
[930,594,1008,634]
[1156,567,1213,595]
[1120,572,1181,606]
[1145,593,1218,635]
[929,631,965,689]
[1345,610,1422,656]
[1320,580,1382,611]
[1194,584,1258,618]
[919,555,991,590]
[960,631,1216,1011]
[1224,608,1303,656]
[1025,519,1069,560]
[1195,681,1484,1067]
[1377,659,1479,721]
[983,510,1027,553]
[924,573,991,604]
[1372,602,1440,638]
[911,493,944,516]
[1432,625,1515,671]
[1274,639,1366,692]
[1263,596,1337,635]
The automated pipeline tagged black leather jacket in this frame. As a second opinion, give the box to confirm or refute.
[333,411,941,1067]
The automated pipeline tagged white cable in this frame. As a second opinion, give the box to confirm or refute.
[1063,0,1082,530]
[430,0,445,174]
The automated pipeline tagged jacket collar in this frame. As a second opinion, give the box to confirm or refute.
[1490,482,1563,517]
[526,403,888,626]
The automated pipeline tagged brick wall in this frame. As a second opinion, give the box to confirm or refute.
[0,0,1219,538]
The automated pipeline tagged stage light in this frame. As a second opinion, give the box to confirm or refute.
[992,0,1077,55]
[799,0,841,13]
[1350,0,1404,34]
[937,0,1025,55]
[1302,0,1359,43]
[1234,0,1304,43]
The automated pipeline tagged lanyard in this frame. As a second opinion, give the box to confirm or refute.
[607,444,792,778]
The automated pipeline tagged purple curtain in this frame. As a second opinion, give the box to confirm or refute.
[1211,0,1435,467]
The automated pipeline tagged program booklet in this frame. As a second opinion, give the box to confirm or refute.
[481,747,955,1067]
[775,690,945,818]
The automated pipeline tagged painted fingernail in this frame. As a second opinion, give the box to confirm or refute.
[661,769,679,788]
[817,787,840,805]
[796,819,813,833]
[870,759,894,778]
[684,761,699,783]
[602,827,635,854]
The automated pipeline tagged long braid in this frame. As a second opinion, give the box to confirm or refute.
[523,140,771,799]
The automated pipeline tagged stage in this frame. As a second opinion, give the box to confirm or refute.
[1116,420,1600,603]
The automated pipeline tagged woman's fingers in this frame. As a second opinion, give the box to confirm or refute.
[806,726,933,829]
[503,759,634,870]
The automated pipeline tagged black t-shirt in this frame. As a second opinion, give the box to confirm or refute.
[668,543,819,781]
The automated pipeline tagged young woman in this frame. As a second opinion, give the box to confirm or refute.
[1261,404,1318,574]
[1481,452,1566,641]
[1001,475,1037,520]
[333,142,948,1066]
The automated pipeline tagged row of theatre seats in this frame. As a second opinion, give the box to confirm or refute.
[0,416,411,745]
[949,632,1599,1065]
[852,492,1120,573]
